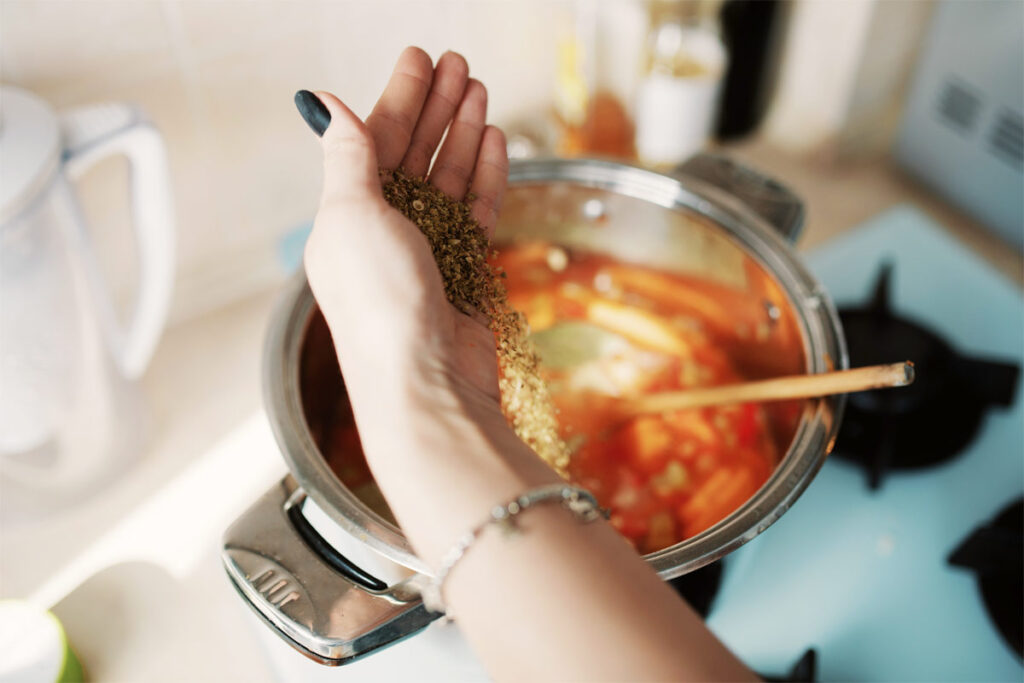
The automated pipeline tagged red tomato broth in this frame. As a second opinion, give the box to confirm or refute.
[300,240,805,554]
[491,242,804,553]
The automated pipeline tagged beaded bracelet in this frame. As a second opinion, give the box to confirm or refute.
[420,484,605,613]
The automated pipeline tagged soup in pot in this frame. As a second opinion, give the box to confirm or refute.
[301,240,806,554]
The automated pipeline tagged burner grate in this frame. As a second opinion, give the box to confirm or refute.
[668,560,723,617]
[832,264,1020,488]
[949,497,1024,659]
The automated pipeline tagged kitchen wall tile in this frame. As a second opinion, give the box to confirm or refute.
[443,0,565,123]
[176,0,327,63]
[189,30,327,246]
[317,1,456,119]
[0,0,177,98]
[316,0,564,124]
[3,0,571,323]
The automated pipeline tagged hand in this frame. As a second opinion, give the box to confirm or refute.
[304,47,558,569]
[304,47,511,438]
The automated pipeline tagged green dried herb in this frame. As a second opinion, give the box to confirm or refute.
[382,168,570,475]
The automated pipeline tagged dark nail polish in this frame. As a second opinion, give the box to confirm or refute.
[294,89,331,137]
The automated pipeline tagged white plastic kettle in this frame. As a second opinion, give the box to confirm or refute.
[0,86,174,505]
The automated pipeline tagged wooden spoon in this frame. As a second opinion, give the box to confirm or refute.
[614,361,915,418]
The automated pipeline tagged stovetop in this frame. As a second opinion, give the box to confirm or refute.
[706,205,1023,681]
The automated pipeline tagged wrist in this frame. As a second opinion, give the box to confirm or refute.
[328,329,564,566]
[345,364,562,566]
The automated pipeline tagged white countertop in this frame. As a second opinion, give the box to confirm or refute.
[1,291,282,601]
[1,292,287,682]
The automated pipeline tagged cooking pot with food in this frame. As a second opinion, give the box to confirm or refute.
[223,155,846,665]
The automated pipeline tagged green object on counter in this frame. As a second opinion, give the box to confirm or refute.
[53,613,84,683]
[0,600,84,682]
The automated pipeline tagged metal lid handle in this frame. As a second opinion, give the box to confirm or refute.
[674,153,805,243]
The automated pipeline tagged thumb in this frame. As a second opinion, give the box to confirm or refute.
[298,90,382,203]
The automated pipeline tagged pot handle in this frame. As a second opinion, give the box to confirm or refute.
[222,476,440,665]
[674,153,805,244]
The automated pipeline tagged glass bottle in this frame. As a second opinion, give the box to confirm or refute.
[553,0,638,160]
[634,0,728,168]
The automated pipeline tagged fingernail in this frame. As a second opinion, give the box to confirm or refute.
[294,90,331,137]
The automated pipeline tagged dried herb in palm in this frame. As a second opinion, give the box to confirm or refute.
[382,168,570,475]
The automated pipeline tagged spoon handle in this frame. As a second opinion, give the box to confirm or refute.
[622,361,915,416]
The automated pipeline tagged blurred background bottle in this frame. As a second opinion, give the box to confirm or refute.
[552,0,638,160]
[715,0,784,141]
[634,0,727,169]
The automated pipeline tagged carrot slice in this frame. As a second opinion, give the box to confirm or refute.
[585,299,693,358]
[605,265,766,337]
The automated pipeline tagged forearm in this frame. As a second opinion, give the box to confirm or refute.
[338,351,756,682]
[447,499,757,683]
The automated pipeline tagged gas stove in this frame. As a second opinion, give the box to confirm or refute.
[707,205,1023,680]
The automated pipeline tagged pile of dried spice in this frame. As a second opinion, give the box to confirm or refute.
[381,168,570,476]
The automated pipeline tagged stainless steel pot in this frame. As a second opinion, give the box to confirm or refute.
[223,155,847,666]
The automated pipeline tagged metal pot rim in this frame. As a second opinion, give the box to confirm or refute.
[263,157,847,579]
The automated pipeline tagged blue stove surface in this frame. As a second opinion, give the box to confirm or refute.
[708,206,1024,681]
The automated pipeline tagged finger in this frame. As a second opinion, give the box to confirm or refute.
[429,78,487,200]
[366,46,433,170]
[399,51,469,178]
[313,91,381,204]
[469,126,509,238]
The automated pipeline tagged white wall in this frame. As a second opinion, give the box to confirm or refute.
[1,0,572,322]
[763,0,933,158]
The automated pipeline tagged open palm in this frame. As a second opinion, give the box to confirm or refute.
[303,48,510,420]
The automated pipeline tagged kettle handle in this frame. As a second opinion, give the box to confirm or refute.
[60,103,175,379]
